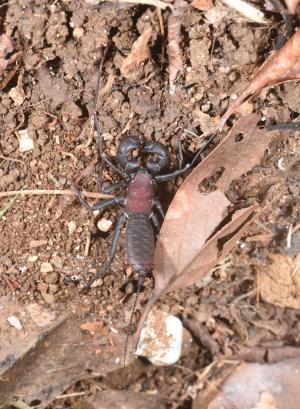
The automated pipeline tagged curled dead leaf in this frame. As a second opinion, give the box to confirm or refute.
[120,26,153,78]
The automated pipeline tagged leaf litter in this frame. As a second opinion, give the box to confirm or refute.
[120,26,153,78]
[134,114,272,347]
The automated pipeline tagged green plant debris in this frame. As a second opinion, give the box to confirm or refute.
[0,188,23,220]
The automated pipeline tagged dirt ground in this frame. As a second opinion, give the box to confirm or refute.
[1,0,300,408]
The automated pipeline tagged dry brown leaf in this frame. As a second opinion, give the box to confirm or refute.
[196,359,300,409]
[120,26,153,78]
[192,0,213,10]
[134,114,271,346]
[259,253,300,309]
[167,0,188,94]
[284,0,299,13]
[219,29,300,129]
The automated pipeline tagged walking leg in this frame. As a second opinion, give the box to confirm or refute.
[83,213,126,290]
[72,182,124,211]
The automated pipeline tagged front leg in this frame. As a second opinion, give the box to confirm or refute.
[72,182,124,211]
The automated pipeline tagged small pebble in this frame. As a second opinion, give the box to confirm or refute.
[45,272,59,284]
[97,218,113,232]
[68,221,77,235]
[136,309,183,366]
[28,255,38,263]
[41,292,55,304]
[58,176,66,185]
[37,282,48,293]
[48,284,59,294]
[7,316,22,330]
[73,27,84,39]
[18,129,34,152]
[277,157,286,171]
[40,262,53,273]
[30,240,48,248]
[51,255,63,269]
[9,86,25,106]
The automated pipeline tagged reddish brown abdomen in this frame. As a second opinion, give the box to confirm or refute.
[126,171,154,272]
[126,171,153,214]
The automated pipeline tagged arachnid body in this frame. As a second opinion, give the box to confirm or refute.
[74,136,190,290]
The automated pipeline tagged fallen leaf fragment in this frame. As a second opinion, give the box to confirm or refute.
[284,0,299,13]
[80,321,108,336]
[167,0,188,94]
[258,253,300,309]
[134,114,270,347]
[219,29,300,129]
[195,359,300,409]
[192,0,213,10]
[120,26,153,78]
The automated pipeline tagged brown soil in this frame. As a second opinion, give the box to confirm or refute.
[0,1,300,408]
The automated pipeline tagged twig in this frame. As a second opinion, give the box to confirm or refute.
[105,0,172,9]
[55,392,86,399]
[220,0,267,24]
[0,154,25,164]
[0,189,113,199]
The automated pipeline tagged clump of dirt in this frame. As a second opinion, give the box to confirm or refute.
[0,0,300,408]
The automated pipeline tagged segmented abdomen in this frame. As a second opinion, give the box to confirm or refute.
[126,213,154,273]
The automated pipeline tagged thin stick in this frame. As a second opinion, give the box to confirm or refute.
[0,189,113,199]
[93,42,111,190]
[0,154,25,164]
[55,392,86,399]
